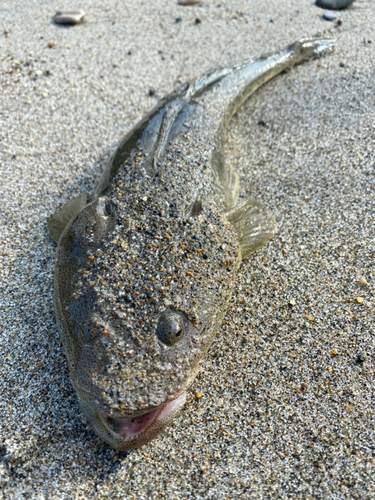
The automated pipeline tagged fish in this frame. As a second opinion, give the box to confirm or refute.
[48,38,334,450]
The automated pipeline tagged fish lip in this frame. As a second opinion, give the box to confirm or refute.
[98,393,187,442]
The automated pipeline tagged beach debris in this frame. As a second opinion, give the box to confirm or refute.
[52,9,85,25]
[323,11,337,21]
[316,0,355,9]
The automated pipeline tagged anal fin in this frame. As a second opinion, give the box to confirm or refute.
[47,193,88,243]
[225,199,277,259]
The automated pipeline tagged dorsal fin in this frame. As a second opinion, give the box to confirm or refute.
[152,101,184,168]
[188,66,233,99]
[47,193,88,243]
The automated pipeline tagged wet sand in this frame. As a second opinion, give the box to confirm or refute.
[0,0,374,497]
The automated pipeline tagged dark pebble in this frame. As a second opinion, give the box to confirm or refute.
[149,89,156,96]
[125,294,132,303]
[175,17,182,23]
[355,354,365,365]
[316,0,355,9]
[195,18,202,24]
[178,0,200,4]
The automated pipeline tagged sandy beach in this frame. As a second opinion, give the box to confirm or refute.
[0,0,374,497]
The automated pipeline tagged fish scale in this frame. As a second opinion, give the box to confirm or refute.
[48,37,334,450]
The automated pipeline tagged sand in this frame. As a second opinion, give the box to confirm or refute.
[0,0,374,498]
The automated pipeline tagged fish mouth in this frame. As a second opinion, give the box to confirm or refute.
[76,364,202,449]
[93,393,187,450]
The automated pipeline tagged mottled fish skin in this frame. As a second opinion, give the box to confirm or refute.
[49,38,334,450]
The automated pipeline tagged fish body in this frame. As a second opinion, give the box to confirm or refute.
[48,38,334,450]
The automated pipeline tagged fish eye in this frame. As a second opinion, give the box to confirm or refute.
[156,311,185,346]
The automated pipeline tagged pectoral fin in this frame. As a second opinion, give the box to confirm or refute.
[47,193,88,243]
[226,199,277,259]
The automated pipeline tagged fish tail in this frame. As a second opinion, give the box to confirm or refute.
[286,38,335,64]
[218,37,335,119]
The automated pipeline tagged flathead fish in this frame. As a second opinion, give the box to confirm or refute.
[48,38,334,450]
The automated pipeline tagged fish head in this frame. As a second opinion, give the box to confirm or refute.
[55,193,241,450]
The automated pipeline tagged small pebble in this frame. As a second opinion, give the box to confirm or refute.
[316,0,355,8]
[355,354,365,365]
[195,392,203,399]
[149,89,156,96]
[345,403,353,414]
[358,276,368,286]
[332,349,338,356]
[195,18,202,24]
[356,297,364,304]
[323,11,337,21]
[178,0,200,4]
[175,17,182,23]
[288,298,296,306]
[52,9,85,25]
[47,41,57,48]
